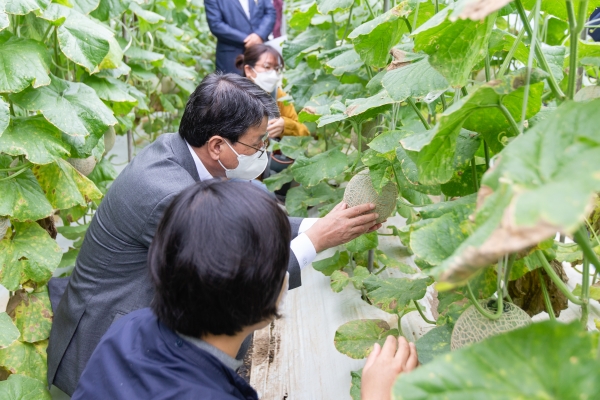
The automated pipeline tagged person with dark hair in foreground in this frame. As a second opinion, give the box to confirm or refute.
[47,73,382,395]
[72,181,417,400]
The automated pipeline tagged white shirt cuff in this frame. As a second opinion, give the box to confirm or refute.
[290,233,317,270]
[298,218,318,234]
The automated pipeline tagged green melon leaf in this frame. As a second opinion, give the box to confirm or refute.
[83,75,137,104]
[313,250,350,277]
[330,270,350,293]
[400,69,545,184]
[0,222,61,291]
[316,0,352,14]
[363,275,430,314]
[285,182,343,217]
[124,46,165,63]
[129,1,164,24]
[326,48,364,76]
[348,3,410,68]
[393,321,600,400]
[4,0,50,15]
[382,57,449,102]
[433,100,600,286]
[33,158,103,210]
[0,158,53,222]
[289,148,348,187]
[0,116,70,164]
[0,339,47,381]
[0,312,20,349]
[66,0,100,14]
[41,3,113,73]
[283,27,332,69]
[334,319,399,359]
[13,286,52,342]
[346,232,378,253]
[288,1,317,31]
[11,74,117,139]
[412,4,496,87]
[263,168,294,192]
[415,324,452,364]
[90,0,130,21]
[374,250,415,274]
[0,31,51,93]
[0,374,51,400]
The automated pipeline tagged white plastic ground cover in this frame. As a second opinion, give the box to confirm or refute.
[250,218,600,399]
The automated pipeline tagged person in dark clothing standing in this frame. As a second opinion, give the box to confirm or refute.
[205,0,276,74]
[72,180,418,400]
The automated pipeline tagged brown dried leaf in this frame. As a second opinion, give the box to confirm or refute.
[387,48,412,71]
[509,259,568,317]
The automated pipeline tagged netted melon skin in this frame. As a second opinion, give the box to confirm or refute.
[451,301,532,350]
[343,170,398,224]
[68,156,97,176]
[0,217,9,240]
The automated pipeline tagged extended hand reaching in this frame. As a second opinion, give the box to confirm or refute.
[361,336,418,400]
[304,202,382,253]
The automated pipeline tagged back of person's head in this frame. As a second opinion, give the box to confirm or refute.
[179,72,280,147]
[235,44,285,77]
[149,180,291,337]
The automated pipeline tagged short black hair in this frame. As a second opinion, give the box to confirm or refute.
[149,180,290,337]
[179,72,280,147]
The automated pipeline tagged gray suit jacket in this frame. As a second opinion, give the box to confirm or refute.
[47,133,303,395]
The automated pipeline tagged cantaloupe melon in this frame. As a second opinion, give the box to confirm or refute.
[68,156,97,176]
[0,217,9,240]
[450,300,532,350]
[103,126,116,155]
[343,170,398,224]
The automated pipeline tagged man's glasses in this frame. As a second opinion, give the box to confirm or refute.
[235,133,269,157]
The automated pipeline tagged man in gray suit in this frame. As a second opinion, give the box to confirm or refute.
[47,73,381,395]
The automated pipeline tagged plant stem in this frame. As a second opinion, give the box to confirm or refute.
[413,300,436,324]
[466,282,504,320]
[0,165,30,181]
[374,265,387,275]
[485,53,491,81]
[406,98,430,130]
[412,0,420,32]
[341,0,356,44]
[537,269,557,322]
[535,250,584,305]
[440,94,447,111]
[519,0,540,134]
[581,257,590,328]
[574,226,600,279]
[470,156,478,191]
[434,0,439,14]
[514,0,566,100]
[0,162,32,172]
[498,27,527,77]
[367,249,374,272]
[497,103,520,136]
[483,141,491,170]
[504,253,516,298]
[566,0,589,100]
[365,0,375,19]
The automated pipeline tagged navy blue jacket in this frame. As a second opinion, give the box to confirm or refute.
[204,0,276,74]
[72,308,258,400]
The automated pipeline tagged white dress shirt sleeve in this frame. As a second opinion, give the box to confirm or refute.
[290,218,319,270]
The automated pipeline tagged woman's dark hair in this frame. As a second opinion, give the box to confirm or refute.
[178,72,280,147]
[149,180,291,337]
[235,44,285,77]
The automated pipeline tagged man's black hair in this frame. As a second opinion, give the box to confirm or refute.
[149,179,290,337]
[179,72,280,147]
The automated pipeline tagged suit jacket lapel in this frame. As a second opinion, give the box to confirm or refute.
[171,133,201,182]
[231,0,251,22]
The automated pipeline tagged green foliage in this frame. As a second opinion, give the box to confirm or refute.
[393,322,600,399]
[414,324,452,364]
[0,0,213,392]
[334,319,399,359]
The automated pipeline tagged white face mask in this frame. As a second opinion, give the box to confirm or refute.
[251,68,280,93]
[218,139,268,180]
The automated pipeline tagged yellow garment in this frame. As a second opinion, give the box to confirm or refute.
[276,88,310,137]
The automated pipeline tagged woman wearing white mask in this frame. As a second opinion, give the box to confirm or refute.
[235,44,310,138]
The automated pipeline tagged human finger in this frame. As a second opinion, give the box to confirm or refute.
[345,212,379,227]
[380,335,398,359]
[366,223,383,232]
[330,202,347,213]
[342,202,376,218]
[393,337,411,366]
[404,342,419,371]
[364,343,381,371]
